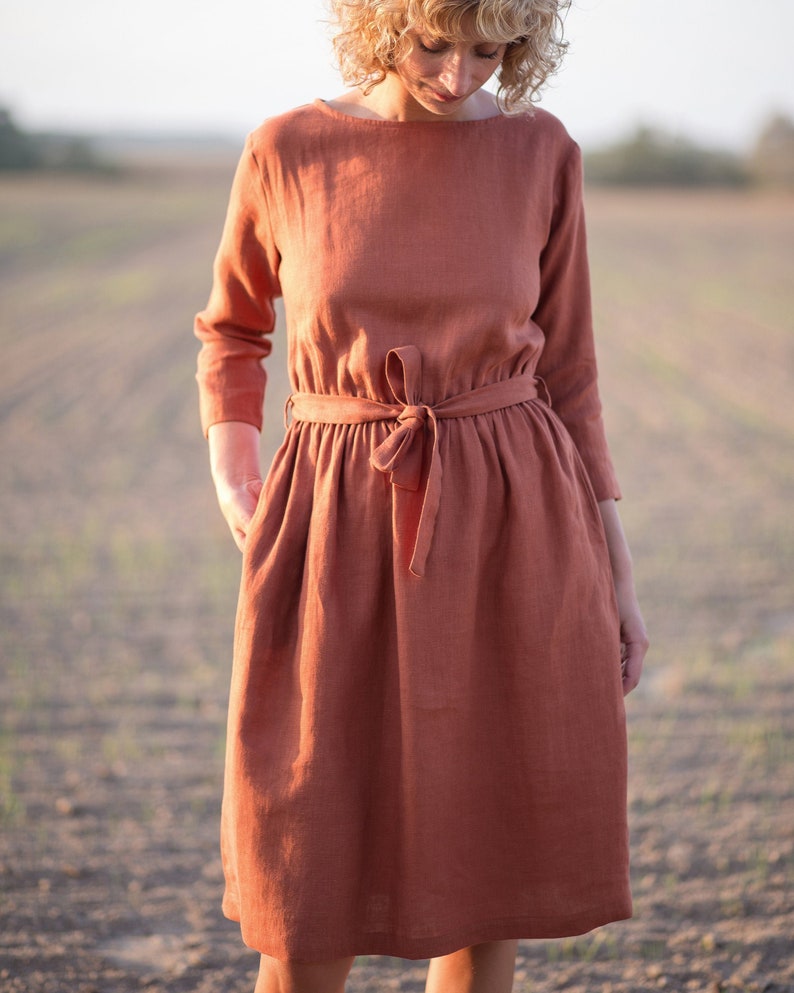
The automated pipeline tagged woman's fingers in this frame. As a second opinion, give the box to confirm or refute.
[218,479,262,552]
[620,614,649,696]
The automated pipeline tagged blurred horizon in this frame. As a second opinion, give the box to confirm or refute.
[1,104,791,158]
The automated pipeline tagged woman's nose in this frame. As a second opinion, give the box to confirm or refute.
[439,55,472,96]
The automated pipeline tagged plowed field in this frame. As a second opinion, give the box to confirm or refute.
[1,163,792,992]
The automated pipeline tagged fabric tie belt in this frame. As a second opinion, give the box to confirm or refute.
[286,345,544,578]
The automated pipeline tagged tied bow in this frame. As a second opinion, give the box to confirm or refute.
[286,345,543,579]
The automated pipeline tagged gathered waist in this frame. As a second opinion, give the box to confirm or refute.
[285,346,547,577]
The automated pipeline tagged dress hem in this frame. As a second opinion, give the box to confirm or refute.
[223,897,633,963]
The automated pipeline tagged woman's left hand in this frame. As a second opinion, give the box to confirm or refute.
[615,583,648,696]
[598,499,649,696]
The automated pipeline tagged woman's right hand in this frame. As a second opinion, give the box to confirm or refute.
[207,421,263,552]
[214,477,263,552]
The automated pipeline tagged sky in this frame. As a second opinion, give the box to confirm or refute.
[2,0,793,151]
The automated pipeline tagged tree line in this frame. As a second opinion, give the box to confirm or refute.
[0,108,113,174]
[583,115,794,188]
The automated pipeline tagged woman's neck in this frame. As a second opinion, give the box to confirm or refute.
[327,78,502,123]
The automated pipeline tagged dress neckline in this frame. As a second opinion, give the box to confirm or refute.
[312,97,512,128]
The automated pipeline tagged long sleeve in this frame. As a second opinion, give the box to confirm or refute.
[194,136,282,437]
[532,143,621,501]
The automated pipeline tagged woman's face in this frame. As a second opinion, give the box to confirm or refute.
[391,24,508,119]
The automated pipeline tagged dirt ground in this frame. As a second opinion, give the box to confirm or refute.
[1,162,792,992]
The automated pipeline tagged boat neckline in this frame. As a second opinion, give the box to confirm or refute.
[312,97,514,127]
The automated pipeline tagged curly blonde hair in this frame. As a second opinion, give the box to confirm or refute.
[330,0,570,112]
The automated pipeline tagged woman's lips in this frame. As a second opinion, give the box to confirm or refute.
[429,88,462,103]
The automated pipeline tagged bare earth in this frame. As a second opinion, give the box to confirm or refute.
[0,160,792,992]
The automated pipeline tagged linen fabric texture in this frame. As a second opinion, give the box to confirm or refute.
[195,99,631,963]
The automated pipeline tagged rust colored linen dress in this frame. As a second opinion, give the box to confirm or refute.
[195,99,631,962]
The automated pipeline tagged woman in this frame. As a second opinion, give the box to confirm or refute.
[195,1,649,990]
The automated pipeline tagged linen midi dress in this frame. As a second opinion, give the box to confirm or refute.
[195,99,631,963]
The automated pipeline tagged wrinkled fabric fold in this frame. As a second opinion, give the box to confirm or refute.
[288,345,541,577]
